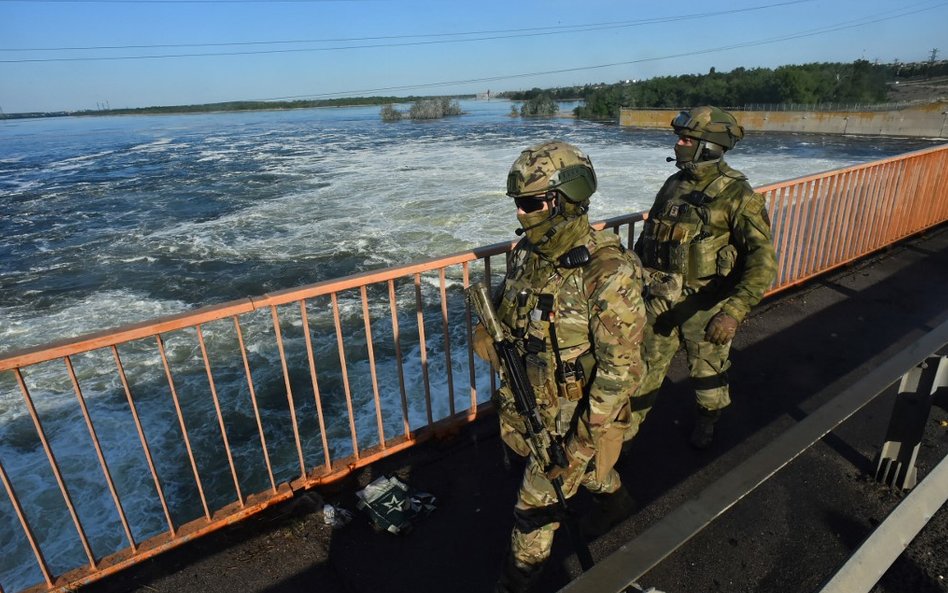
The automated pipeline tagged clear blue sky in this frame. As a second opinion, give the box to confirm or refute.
[1,0,945,113]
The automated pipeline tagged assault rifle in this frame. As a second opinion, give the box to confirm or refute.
[466,282,594,571]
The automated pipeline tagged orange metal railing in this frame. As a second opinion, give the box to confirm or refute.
[0,144,946,593]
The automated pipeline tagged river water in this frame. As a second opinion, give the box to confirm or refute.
[0,100,941,590]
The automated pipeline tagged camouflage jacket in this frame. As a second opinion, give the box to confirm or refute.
[635,160,777,322]
[495,227,646,455]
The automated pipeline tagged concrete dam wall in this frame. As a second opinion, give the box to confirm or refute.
[619,102,948,138]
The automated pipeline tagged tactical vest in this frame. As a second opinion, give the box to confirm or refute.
[496,231,632,410]
[638,172,742,287]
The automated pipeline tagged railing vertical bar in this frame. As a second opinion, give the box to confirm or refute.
[859,164,883,252]
[360,286,386,449]
[195,325,244,507]
[859,165,883,255]
[820,172,845,271]
[916,154,934,231]
[805,178,826,277]
[917,151,942,231]
[862,164,888,252]
[885,159,908,242]
[156,335,211,521]
[793,181,814,280]
[63,355,137,551]
[232,317,277,492]
[907,154,929,235]
[829,170,856,264]
[14,368,97,567]
[796,179,819,280]
[803,175,827,275]
[299,302,332,472]
[857,166,878,256]
[414,273,433,425]
[937,151,948,223]
[874,161,896,247]
[937,151,948,222]
[0,455,55,587]
[846,166,870,259]
[785,181,810,281]
[857,164,883,255]
[924,151,943,225]
[813,175,839,271]
[925,152,945,227]
[879,161,907,247]
[777,185,798,286]
[888,158,913,241]
[843,168,867,262]
[899,159,925,238]
[111,346,176,534]
[772,186,792,286]
[439,268,456,417]
[270,305,307,479]
[387,279,411,438]
[824,170,851,270]
[463,261,477,417]
[331,293,360,459]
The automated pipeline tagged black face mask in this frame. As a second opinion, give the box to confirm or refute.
[674,138,700,167]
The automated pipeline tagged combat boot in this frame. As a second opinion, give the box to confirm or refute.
[495,553,542,593]
[580,485,636,539]
[690,407,721,450]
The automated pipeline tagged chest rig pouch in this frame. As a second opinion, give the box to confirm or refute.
[495,250,594,411]
[640,177,737,285]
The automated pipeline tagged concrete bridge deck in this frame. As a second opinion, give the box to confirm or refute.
[84,224,948,593]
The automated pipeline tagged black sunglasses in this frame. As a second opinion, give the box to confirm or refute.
[514,193,555,213]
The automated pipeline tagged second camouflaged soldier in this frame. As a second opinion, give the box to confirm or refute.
[633,106,777,449]
[473,141,646,592]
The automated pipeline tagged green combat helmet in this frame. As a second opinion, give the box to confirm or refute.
[506,140,597,206]
[505,140,597,250]
[671,106,745,170]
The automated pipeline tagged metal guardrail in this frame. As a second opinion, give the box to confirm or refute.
[560,319,948,593]
[1,144,947,593]
[741,102,925,113]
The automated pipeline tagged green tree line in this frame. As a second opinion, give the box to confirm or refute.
[502,60,948,120]
[73,95,473,117]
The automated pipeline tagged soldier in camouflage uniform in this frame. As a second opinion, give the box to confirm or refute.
[632,106,777,449]
[473,141,646,592]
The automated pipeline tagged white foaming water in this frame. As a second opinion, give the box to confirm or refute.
[0,102,941,591]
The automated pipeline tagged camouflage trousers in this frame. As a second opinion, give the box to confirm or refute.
[625,291,733,440]
[508,453,621,570]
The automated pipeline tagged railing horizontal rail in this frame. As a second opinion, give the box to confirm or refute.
[1,145,946,593]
